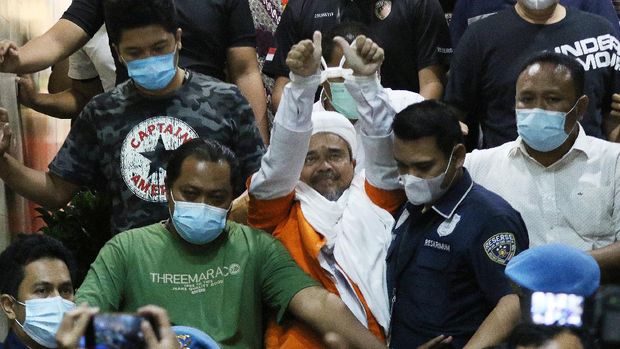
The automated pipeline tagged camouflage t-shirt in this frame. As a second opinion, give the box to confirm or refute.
[49,71,265,233]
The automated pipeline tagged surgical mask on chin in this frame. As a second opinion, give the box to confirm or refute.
[125,50,177,90]
[170,193,227,245]
[398,151,455,206]
[516,106,575,152]
[521,0,558,10]
[14,296,76,348]
[327,82,360,119]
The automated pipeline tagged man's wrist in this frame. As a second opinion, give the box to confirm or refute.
[289,70,321,86]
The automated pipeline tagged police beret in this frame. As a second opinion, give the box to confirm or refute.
[173,325,220,349]
[505,243,600,297]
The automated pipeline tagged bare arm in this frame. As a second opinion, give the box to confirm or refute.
[227,46,270,144]
[18,75,103,119]
[590,241,620,283]
[463,294,521,349]
[288,286,385,349]
[417,64,444,100]
[0,108,79,207]
[0,19,89,74]
[270,76,290,113]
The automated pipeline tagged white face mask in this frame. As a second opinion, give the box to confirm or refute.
[521,0,558,10]
[14,296,76,348]
[398,150,456,206]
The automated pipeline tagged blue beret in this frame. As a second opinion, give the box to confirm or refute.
[173,325,220,349]
[505,243,600,297]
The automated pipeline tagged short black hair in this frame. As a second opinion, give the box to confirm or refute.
[0,234,76,298]
[392,100,464,158]
[321,21,369,65]
[104,0,177,45]
[518,51,585,101]
[165,138,241,196]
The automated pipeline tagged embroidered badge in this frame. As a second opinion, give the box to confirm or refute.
[483,232,517,265]
[374,0,391,20]
[437,213,461,237]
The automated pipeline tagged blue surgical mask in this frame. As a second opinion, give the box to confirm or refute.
[14,296,76,348]
[328,82,360,120]
[170,193,227,244]
[516,107,575,152]
[125,51,177,90]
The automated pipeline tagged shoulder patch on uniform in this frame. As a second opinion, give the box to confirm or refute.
[483,232,516,265]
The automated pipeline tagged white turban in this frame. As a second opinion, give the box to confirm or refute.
[387,89,425,113]
[311,111,357,158]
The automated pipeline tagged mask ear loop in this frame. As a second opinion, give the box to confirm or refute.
[167,191,178,222]
[564,101,579,135]
[320,56,334,106]
[8,296,26,329]
[321,56,329,71]
[441,147,459,189]
[338,51,347,68]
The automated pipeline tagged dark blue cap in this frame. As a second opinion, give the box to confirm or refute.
[173,325,220,349]
[505,243,600,297]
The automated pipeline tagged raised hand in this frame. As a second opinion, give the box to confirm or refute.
[138,305,180,349]
[0,40,20,73]
[56,304,99,349]
[333,35,384,77]
[0,107,12,157]
[286,31,322,77]
[17,75,38,108]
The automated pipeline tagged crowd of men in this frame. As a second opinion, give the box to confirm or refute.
[0,0,619,348]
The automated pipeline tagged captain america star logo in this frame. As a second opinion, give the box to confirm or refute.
[121,116,198,202]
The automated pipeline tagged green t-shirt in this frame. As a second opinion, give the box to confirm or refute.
[76,221,318,349]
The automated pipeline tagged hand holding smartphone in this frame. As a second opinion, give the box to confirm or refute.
[85,313,159,349]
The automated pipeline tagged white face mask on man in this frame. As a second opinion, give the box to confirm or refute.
[398,150,456,206]
[14,296,76,348]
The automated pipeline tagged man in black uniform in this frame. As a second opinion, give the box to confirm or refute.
[263,0,451,110]
[384,102,529,348]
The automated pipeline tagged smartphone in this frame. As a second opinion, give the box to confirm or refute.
[528,291,585,327]
[85,313,157,349]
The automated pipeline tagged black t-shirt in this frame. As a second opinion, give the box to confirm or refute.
[445,7,620,148]
[262,0,452,92]
[61,0,256,82]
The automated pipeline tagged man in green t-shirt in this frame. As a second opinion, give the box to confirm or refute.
[75,138,386,349]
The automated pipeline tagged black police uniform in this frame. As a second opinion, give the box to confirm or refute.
[263,0,452,92]
[387,169,529,348]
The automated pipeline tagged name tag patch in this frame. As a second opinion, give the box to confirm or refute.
[483,232,516,265]
[424,239,451,252]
